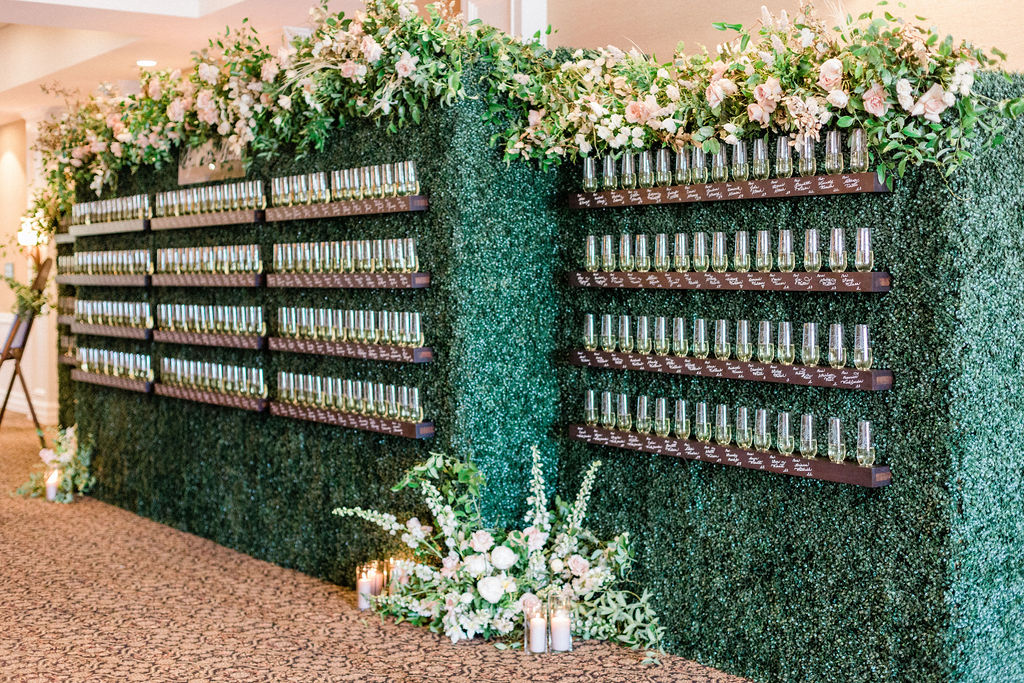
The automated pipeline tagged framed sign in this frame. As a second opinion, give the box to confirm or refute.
[177,139,245,185]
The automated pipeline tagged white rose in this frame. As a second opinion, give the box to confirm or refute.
[477,576,505,604]
[470,530,494,553]
[464,553,489,576]
[490,545,518,571]
[567,554,591,577]
[550,557,564,573]
[826,89,849,109]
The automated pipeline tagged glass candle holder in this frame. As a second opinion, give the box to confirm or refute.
[584,235,600,272]
[849,128,869,173]
[693,232,709,272]
[711,146,729,183]
[673,233,690,272]
[600,314,616,352]
[635,234,651,272]
[802,322,820,366]
[636,395,651,434]
[757,320,774,363]
[755,230,773,272]
[584,390,598,425]
[692,318,708,358]
[855,227,874,272]
[694,402,711,443]
[654,397,670,436]
[675,147,691,185]
[618,315,633,353]
[638,150,655,188]
[828,323,847,368]
[356,565,374,610]
[616,393,632,431]
[619,234,634,272]
[636,316,651,354]
[798,135,816,177]
[734,231,751,272]
[524,604,548,654]
[731,141,749,181]
[828,417,846,463]
[800,413,817,459]
[735,406,752,448]
[548,596,574,652]
[600,391,615,428]
[752,137,770,180]
[654,233,670,272]
[735,319,752,361]
[775,135,793,178]
[854,324,872,370]
[582,313,597,351]
[753,408,771,451]
[715,403,732,445]
[620,153,637,189]
[656,148,673,186]
[777,411,795,455]
[777,229,795,272]
[829,227,847,272]
[856,420,876,467]
[804,228,822,272]
[672,317,688,356]
[582,157,598,192]
[601,235,616,272]
[825,129,844,174]
[691,146,708,184]
[674,399,690,439]
[714,319,730,360]
[602,156,618,190]
[653,316,669,355]
[711,232,729,273]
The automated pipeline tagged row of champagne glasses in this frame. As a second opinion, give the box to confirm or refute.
[75,300,152,328]
[270,161,420,206]
[59,250,153,276]
[585,227,873,274]
[581,130,869,191]
[153,180,266,217]
[160,357,267,398]
[78,348,153,381]
[277,308,424,347]
[272,239,419,275]
[583,315,873,369]
[156,245,262,275]
[277,371,424,422]
[156,304,265,336]
[583,390,877,466]
[71,194,151,225]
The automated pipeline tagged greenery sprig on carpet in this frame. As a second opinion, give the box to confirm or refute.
[334,447,664,653]
[16,426,95,503]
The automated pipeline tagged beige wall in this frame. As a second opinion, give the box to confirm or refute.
[0,120,27,313]
[549,0,1024,71]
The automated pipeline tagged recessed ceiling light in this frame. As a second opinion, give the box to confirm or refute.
[136,59,157,67]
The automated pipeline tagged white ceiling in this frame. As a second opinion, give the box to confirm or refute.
[0,0,361,124]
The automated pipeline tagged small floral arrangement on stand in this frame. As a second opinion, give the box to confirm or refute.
[334,447,664,657]
[16,426,95,503]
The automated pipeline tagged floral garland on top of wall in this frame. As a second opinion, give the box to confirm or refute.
[20,0,1024,241]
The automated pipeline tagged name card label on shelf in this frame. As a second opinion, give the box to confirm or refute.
[56,315,75,326]
[268,337,433,363]
[265,195,428,222]
[69,219,149,237]
[59,355,78,366]
[268,401,434,439]
[70,322,152,341]
[568,424,891,488]
[55,274,150,287]
[265,272,430,289]
[153,330,266,350]
[568,349,892,391]
[568,270,890,293]
[568,172,887,209]
[71,369,152,394]
[54,233,76,245]
[151,273,264,288]
[153,384,267,412]
[150,210,264,231]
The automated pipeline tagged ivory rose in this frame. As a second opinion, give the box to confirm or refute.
[718,79,738,96]
[490,545,517,570]
[395,51,418,79]
[361,36,383,63]
[862,82,890,117]
[567,554,590,577]
[817,58,843,91]
[519,592,541,612]
[470,529,495,553]
[464,553,489,576]
[747,102,770,126]
[896,78,915,111]
[826,89,849,109]
[476,576,505,604]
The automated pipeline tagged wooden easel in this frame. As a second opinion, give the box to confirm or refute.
[0,258,52,448]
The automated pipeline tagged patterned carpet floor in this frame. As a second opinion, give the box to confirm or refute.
[0,416,747,682]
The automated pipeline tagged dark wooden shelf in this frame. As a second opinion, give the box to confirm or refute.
[71,369,152,394]
[569,424,890,487]
[266,272,430,289]
[568,172,887,209]
[568,270,890,293]
[150,209,264,231]
[70,322,152,340]
[56,315,75,326]
[151,273,264,288]
[568,349,891,391]
[58,355,78,367]
[153,384,267,412]
[55,274,150,287]
[54,233,76,245]
[268,337,432,363]
[268,401,434,439]
[265,195,428,222]
[153,330,265,350]
[69,219,149,237]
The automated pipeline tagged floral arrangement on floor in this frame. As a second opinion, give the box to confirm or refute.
[16,426,95,504]
[334,447,664,655]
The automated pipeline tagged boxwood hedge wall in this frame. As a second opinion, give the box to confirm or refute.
[60,72,1023,682]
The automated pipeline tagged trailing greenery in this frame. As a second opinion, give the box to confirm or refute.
[16,426,95,503]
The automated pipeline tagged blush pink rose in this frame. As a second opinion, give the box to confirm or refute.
[470,529,495,553]
[911,83,951,123]
[567,554,590,577]
[718,78,738,96]
[862,82,890,117]
[709,60,728,82]
[826,89,849,109]
[527,109,545,128]
[705,82,725,108]
[624,100,649,124]
[817,58,843,91]
[747,102,770,126]
[339,61,359,79]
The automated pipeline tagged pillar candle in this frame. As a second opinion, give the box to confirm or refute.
[550,613,572,651]
[357,574,372,610]
[45,469,60,502]
[529,615,547,653]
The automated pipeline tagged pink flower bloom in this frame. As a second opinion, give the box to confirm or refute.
[567,554,590,577]
[718,79,738,96]
[278,95,292,111]
[911,83,951,123]
[339,61,359,80]
[817,58,843,91]
[197,62,220,86]
[826,89,849,109]
[624,100,649,124]
[395,51,418,79]
[747,102,770,127]
[361,36,383,64]
[146,79,162,101]
[753,77,783,110]
[470,529,495,553]
[39,448,56,464]
[709,60,728,82]
[705,82,725,109]
[862,82,890,118]
[261,60,280,83]
[519,592,541,612]
[440,554,459,579]
[523,525,549,551]
[110,141,122,158]
[527,109,545,128]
